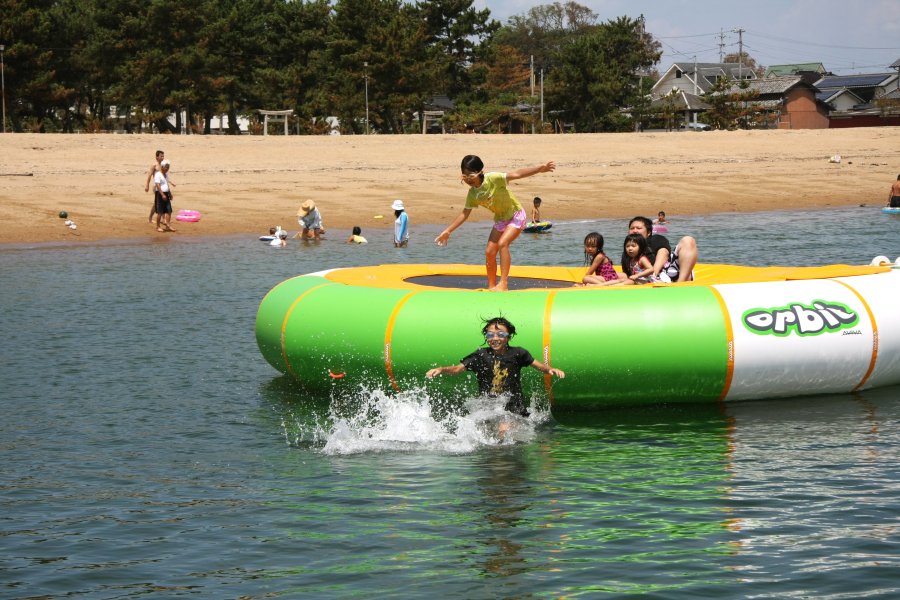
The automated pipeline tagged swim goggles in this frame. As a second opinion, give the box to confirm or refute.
[484,331,510,339]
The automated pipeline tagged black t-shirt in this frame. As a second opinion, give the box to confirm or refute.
[461,346,535,415]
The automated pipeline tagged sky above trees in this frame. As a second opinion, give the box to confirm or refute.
[478,0,900,74]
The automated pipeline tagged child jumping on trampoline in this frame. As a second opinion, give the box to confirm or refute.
[434,155,555,291]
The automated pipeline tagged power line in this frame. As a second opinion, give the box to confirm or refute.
[656,32,722,40]
[745,30,900,51]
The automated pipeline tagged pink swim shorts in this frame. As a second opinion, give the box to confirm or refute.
[493,209,527,232]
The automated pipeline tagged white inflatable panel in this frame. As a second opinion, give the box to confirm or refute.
[835,270,900,389]
[715,279,875,401]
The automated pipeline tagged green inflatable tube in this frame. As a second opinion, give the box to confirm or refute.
[255,270,730,410]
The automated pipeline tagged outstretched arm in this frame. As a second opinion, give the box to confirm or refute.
[531,360,565,379]
[426,364,466,378]
[435,208,472,246]
[507,161,555,183]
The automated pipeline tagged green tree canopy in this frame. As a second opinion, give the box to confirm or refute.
[546,15,660,131]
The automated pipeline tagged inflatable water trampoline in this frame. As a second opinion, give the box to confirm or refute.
[256,262,900,411]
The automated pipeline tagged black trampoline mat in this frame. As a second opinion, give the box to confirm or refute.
[405,274,574,290]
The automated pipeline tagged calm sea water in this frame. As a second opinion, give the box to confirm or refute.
[2,207,899,599]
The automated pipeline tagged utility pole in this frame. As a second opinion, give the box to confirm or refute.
[530,55,535,134]
[693,55,698,95]
[0,45,5,133]
[733,28,745,79]
[540,69,544,128]
[363,61,369,135]
[718,29,726,63]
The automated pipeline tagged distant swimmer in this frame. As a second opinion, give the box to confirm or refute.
[347,226,368,244]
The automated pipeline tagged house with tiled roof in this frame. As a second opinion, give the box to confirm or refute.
[717,76,830,129]
[814,72,898,104]
[647,90,710,128]
[816,66,900,127]
[649,62,756,127]
[765,63,826,78]
[819,88,866,112]
[651,62,756,99]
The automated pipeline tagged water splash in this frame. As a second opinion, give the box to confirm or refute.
[280,385,551,455]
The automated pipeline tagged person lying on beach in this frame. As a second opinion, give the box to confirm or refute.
[425,316,564,418]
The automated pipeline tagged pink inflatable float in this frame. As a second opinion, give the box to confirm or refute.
[176,209,201,223]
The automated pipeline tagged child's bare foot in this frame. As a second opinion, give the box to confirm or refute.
[156,227,165,232]
[166,226,176,232]
[489,283,508,292]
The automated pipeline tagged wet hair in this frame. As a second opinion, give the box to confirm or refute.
[622,233,651,276]
[628,216,654,236]
[156,150,164,158]
[583,231,604,264]
[269,227,276,235]
[481,316,516,339]
[352,226,361,235]
[658,211,666,218]
[460,155,484,174]
[533,196,542,205]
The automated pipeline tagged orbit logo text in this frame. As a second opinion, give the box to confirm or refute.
[742,300,859,337]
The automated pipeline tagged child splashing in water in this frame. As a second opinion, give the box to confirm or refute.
[435,155,555,291]
[580,231,622,286]
[425,317,565,418]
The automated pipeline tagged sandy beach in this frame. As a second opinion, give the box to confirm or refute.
[0,128,897,245]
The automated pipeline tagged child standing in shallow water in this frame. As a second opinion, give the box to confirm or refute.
[425,317,565,417]
[580,232,621,286]
[435,155,555,291]
[531,197,542,223]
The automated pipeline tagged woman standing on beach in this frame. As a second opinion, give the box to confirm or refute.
[435,155,555,291]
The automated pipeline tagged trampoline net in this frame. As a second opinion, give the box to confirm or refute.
[405,275,574,290]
